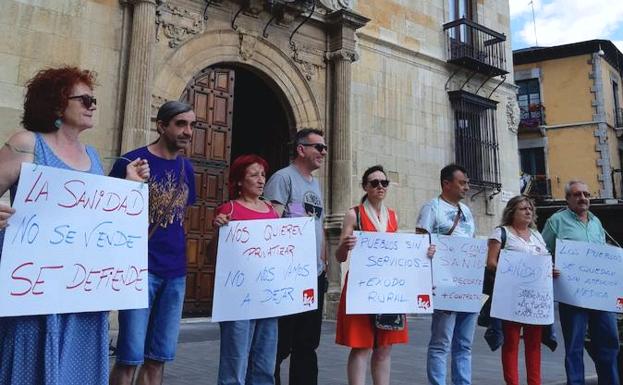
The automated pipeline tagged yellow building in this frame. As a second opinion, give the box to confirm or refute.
[514,40,623,200]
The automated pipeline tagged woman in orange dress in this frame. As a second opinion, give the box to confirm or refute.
[335,165,435,385]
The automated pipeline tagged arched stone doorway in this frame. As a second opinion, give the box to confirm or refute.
[181,63,294,316]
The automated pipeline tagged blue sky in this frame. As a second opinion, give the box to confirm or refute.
[509,0,623,52]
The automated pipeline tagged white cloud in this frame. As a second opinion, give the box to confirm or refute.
[614,41,623,53]
[514,0,623,47]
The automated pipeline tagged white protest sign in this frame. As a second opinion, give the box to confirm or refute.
[211,217,317,322]
[491,250,554,325]
[0,163,148,317]
[554,239,623,312]
[431,235,487,312]
[346,231,433,314]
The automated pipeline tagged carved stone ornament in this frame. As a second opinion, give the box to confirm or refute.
[150,94,168,121]
[325,48,359,63]
[506,95,521,134]
[318,0,351,11]
[239,31,257,61]
[155,3,204,48]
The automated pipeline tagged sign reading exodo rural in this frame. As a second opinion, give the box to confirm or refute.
[0,163,149,316]
[554,239,623,312]
[346,231,433,314]
[211,217,317,322]
[431,235,487,312]
[491,250,554,325]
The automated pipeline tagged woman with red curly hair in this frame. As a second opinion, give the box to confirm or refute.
[0,67,149,385]
[210,154,280,385]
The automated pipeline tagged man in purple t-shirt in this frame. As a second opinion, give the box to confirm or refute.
[109,101,197,385]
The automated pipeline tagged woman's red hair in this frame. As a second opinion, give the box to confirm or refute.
[22,66,97,132]
[228,154,269,198]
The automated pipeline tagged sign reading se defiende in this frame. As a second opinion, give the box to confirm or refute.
[211,217,317,322]
[0,163,149,317]
[346,231,433,314]
[554,239,623,312]
[431,235,487,312]
[491,250,554,325]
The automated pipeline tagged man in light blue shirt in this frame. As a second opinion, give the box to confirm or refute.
[417,164,477,385]
[542,180,619,385]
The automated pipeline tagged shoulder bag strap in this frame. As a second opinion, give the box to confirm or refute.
[446,203,463,236]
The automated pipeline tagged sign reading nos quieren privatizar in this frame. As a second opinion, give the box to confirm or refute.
[346,231,433,314]
[211,217,317,322]
[0,163,149,317]
[431,235,487,312]
[491,250,554,325]
[554,239,623,312]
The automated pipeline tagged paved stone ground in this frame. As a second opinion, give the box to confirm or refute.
[111,315,600,385]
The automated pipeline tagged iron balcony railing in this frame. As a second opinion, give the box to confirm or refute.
[523,175,552,200]
[443,18,508,77]
[519,103,544,129]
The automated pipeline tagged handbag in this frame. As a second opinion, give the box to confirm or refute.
[353,206,406,331]
[478,226,506,327]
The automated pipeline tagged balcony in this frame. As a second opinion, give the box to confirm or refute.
[521,174,552,201]
[519,103,544,130]
[443,18,508,77]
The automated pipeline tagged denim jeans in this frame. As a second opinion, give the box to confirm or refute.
[558,303,620,385]
[427,310,478,385]
[218,318,278,385]
[116,273,186,364]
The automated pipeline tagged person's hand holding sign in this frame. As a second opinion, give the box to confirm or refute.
[0,203,15,229]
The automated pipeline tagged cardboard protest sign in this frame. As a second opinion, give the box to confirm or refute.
[554,239,623,312]
[491,250,554,325]
[0,163,148,316]
[346,231,433,314]
[211,217,317,322]
[431,235,487,312]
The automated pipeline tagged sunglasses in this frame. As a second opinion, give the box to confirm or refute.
[68,94,97,109]
[571,191,591,198]
[300,143,328,152]
[368,179,390,188]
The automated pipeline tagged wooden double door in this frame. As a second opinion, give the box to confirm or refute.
[181,66,291,316]
[182,68,234,316]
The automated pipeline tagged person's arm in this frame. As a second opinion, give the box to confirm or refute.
[263,172,289,217]
[335,208,357,263]
[541,218,557,257]
[0,132,35,228]
[486,239,502,271]
[415,201,434,234]
[206,204,232,264]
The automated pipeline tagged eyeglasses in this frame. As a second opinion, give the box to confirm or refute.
[300,143,328,153]
[571,191,591,198]
[368,179,390,188]
[68,94,97,109]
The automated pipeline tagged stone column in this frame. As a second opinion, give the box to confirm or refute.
[323,9,369,319]
[120,0,157,153]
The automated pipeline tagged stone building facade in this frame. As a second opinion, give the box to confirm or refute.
[0,0,520,318]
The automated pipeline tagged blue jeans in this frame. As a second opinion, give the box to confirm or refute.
[218,318,278,385]
[427,310,478,385]
[558,303,620,385]
[116,273,186,364]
